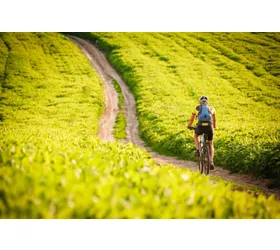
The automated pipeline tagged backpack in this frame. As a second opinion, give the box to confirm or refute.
[198,105,211,122]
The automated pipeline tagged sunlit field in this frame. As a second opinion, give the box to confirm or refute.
[74,32,280,179]
[1,32,279,218]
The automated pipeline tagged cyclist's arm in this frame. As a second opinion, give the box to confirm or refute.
[212,113,216,129]
[188,113,196,128]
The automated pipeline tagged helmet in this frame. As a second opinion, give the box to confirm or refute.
[199,96,209,103]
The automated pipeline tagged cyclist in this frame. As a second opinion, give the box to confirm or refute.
[187,96,216,170]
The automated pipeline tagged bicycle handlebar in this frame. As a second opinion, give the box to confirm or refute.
[188,126,217,130]
[188,126,196,130]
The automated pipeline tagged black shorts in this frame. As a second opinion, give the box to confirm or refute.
[195,125,214,141]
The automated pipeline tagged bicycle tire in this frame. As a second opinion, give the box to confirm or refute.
[203,145,210,175]
[198,153,203,174]
[198,136,205,174]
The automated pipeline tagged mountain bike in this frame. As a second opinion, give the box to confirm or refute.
[190,127,211,175]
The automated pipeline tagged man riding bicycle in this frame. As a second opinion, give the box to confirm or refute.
[187,96,216,170]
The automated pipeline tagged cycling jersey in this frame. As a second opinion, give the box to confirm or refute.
[192,105,216,126]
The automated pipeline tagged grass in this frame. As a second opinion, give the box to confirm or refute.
[71,32,280,179]
[1,32,280,218]
[210,175,264,195]
[1,132,280,218]
[112,79,126,139]
[0,32,104,135]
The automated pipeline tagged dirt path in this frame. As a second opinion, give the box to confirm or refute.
[70,36,118,141]
[69,36,280,199]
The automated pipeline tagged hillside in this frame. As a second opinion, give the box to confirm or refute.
[1,32,280,218]
[73,32,280,179]
[0,32,104,135]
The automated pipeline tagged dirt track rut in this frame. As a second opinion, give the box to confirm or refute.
[69,36,280,199]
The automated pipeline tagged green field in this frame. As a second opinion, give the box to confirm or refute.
[1,32,280,218]
[73,32,280,179]
[112,79,126,139]
[0,32,104,135]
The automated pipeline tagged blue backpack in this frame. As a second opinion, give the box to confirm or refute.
[198,105,211,122]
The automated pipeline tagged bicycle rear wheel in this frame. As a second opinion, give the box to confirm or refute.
[203,145,210,175]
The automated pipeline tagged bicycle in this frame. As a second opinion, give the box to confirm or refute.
[189,126,211,175]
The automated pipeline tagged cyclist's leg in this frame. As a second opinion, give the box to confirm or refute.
[194,126,202,150]
[194,126,202,157]
[207,126,214,162]
[209,140,214,161]
[194,133,199,150]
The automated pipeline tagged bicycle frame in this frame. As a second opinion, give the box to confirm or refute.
[189,126,211,175]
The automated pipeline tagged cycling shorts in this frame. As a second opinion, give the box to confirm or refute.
[195,125,214,141]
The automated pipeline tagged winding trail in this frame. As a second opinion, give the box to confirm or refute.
[69,36,280,199]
